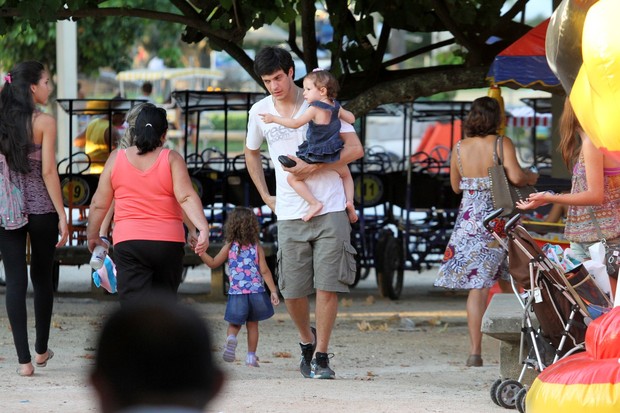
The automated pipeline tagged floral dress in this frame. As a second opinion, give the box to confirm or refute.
[434,142,508,290]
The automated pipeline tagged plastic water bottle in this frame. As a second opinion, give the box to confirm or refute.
[90,236,110,270]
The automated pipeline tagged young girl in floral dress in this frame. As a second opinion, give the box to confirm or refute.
[200,207,279,367]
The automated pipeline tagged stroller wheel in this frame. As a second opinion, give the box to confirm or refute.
[490,378,502,406]
[515,387,527,413]
[495,379,523,409]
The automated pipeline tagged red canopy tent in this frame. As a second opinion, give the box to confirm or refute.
[486,18,561,90]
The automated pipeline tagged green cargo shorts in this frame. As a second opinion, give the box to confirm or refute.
[276,211,357,299]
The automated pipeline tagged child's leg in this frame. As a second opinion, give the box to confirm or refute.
[335,165,358,223]
[286,173,323,221]
[246,321,259,353]
[223,323,241,362]
[245,321,260,367]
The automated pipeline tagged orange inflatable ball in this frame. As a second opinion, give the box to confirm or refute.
[526,307,620,412]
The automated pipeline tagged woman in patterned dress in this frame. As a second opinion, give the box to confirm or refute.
[434,97,538,367]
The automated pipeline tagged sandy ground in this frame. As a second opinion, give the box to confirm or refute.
[0,265,508,413]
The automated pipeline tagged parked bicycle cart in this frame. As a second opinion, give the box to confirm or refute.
[354,101,469,299]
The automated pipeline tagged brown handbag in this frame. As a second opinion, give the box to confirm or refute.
[488,136,536,217]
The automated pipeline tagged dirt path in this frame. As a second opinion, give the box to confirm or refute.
[0,268,507,413]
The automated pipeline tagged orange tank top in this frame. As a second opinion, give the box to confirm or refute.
[110,148,185,244]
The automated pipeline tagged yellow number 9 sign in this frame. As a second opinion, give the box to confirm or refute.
[61,177,90,207]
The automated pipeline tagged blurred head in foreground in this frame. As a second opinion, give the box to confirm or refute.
[90,295,224,412]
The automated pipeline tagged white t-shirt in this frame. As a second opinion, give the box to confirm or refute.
[246,95,354,220]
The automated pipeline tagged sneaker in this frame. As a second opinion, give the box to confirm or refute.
[246,354,260,367]
[310,352,335,379]
[222,335,237,362]
[299,326,317,378]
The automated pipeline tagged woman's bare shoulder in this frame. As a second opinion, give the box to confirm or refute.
[33,112,56,128]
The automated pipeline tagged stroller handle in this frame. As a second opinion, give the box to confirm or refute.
[506,213,521,232]
[483,208,504,230]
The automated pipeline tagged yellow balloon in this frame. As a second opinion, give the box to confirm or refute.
[570,0,620,157]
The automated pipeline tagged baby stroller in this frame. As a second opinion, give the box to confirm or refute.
[483,209,613,412]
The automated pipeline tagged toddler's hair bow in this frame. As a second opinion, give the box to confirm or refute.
[312,68,324,72]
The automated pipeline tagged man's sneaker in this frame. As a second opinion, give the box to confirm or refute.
[310,352,335,379]
[299,326,317,378]
[222,335,237,362]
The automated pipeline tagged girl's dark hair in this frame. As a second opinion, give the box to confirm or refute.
[463,96,501,138]
[224,207,260,246]
[133,106,168,155]
[305,70,339,100]
[253,46,295,78]
[0,61,46,173]
[558,97,582,169]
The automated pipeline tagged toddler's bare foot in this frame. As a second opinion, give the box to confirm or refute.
[302,202,323,222]
[346,201,358,223]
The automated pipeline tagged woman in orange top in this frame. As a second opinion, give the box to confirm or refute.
[86,106,209,306]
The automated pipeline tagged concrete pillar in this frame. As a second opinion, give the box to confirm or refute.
[55,19,78,163]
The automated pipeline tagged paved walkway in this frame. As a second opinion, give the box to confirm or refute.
[0,264,508,413]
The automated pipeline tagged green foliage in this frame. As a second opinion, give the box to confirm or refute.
[0,0,183,76]
[208,113,248,131]
[0,0,541,114]
[435,50,465,66]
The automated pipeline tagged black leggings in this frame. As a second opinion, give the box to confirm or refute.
[0,213,58,364]
[113,240,185,307]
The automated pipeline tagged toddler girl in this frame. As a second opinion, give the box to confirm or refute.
[200,207,279,367]
[260,69,358,223]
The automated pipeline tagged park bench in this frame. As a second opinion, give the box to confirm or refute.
[481,293,538,385]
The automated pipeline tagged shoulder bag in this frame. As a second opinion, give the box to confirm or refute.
[488,135,536,217]
[0,153,28,229]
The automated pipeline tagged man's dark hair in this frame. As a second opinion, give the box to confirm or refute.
[91,295,223,409]
[253,46,295,78]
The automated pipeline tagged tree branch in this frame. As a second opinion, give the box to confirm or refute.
[299,0,318,71]
[431,0,482,63]
[382,38,456,68]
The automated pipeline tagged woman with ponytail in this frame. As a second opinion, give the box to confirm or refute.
[86,105,210,306]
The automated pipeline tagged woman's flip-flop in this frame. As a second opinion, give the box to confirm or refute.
[466,354,483,367]
[34,349,54,368]
[16,364,34,377]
